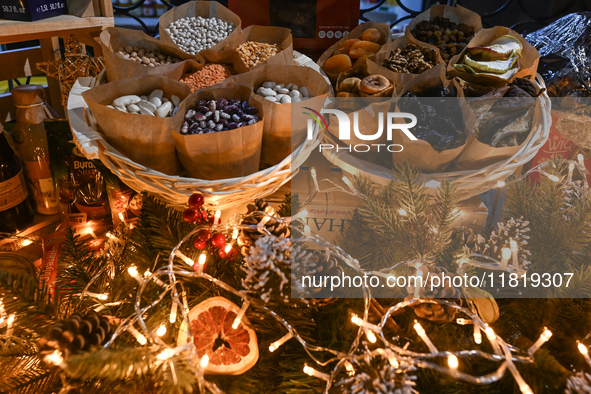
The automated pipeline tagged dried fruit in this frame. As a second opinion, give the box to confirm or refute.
[323,54,353,74]
[177,297,259,375]
[360,74,392,95]
[339,77,362,94]
[334,39,360,55]
[383,44,439,74]
[360,27,383,43]
[348,41,381,59]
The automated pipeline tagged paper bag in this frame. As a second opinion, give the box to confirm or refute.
[447,26,540,87]
[172,85,264,180]
[369,35,444,88]
[159,1,242,58]
[405,4,482,40]
[229,64,330,168]
[392,65,473,173]
[82,75,191,175]
[231,25,294,69]
[317,21,392,87]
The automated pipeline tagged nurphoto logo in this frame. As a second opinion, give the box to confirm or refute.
[304,107,418,153]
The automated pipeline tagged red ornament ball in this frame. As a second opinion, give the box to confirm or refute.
[210,232,226,248]
[188,194,205,209]
[196,229,212,242]
[194,240,207,250]
[183,208,199,223]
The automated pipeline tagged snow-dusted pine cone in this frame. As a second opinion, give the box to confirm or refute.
[291,247,342,306]
[39,311,112,363]
[334,357,417,394]
[405,266,462,323]
[566,371,591,394]
[238,198,290,255]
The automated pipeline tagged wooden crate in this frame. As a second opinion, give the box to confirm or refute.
[0,0,114,121]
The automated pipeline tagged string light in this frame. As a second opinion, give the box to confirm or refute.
[364,327,377,343]
[213,210,221,227]
[269,331,294,352]
[528,327,552,355]
[500,248,511,270]
[413,269,423,299]
[310,168,320,192]
[473,325,482,345]
[174,250,194,267]
[413,320,438,353]
[156,324,167,337]
[303,365,331,382]
[127,325,147,345]
[510,239,519,269]
[398,208,407,216]
[144,270,166,287]
[447,354,459,370]
[232,228,239,239]
[200,354,210,368]
[118,212,127,225]
[232,300,251,329]
[304,224,311,238]
[224,243,232,253]
[344,360,355,376]
[44,350,65,368]
[342,176,357,194]
[456,318,472,325]
[106,232,122,243]
[127,266,145,286]
[84,291,108,301]
[546,173,560,182]
[6,314,15,336]
[196,253,206,275]
[568,162,575,183]
[579,342,591,366]
[485,326,502,355]
[169,301,178,323]
[87,226,97,239]
[496,180,506,188]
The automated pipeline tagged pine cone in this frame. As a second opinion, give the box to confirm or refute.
[238,198,290,255]
[241,235,292,305]
[291,247,342,306]
[39,311,112,363]
[335,357,416,394]
[567,372,591,394]
[405,266,462,323]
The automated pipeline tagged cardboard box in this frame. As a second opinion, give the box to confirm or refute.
[0,0,67,22]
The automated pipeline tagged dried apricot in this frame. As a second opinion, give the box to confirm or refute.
[339,77,362,94]
[334,39,360,55]
[323,54,353,74]
[349,41,381,59]
[360,28,383,43]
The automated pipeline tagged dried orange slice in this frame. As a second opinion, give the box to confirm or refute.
[177,296,259,375]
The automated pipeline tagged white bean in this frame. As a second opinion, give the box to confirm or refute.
[112,95,141,107]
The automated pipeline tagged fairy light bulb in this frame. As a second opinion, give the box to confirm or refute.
[547,174,560,182]
[342,176,357,193]
[529,327,552,355]
[568,162,575,182]
[46,350,63,365]
[106,232,121,243]
[456,318,472,325]
[157,349,173,360]
[200,354,210,368]
[578,342,591,367]
[269,331,294,352]
[232,300,251,329]
[496,180,506,188]
[474,327,482,344]
[87,226,97,239]
[6,314,15,336]
[485,326,502,355]
[118,212,126,224]
[344,360,355,376]
[156,324,167,337]
[303,365,331,382]
[299,209,308,219]
[232,228,239,239]
[413,320,438,353]
[224,243,232,253]
[304,224,311,238]
[365,328,377,343]
[213,210,221,226]
[500,248,511,270]
[398,208,407,216]
[128,266,138,277]
[127,325,147,345]
[169,301,178,323]
[510,239,519,269]
[174,250,194,267]
[447,354,459,369]
[387,352,399,368]
[196,253,206,274]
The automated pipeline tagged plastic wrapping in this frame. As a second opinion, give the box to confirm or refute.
[526,13,591,96]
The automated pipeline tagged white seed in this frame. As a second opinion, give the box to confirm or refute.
[264,96,277,102]
[156,102,173,118]
[292,97,302,103]
[262,81,276,89]
[291,84,298,91]
[127,104,140,113]
[171,95,180,106]
[285,83,293,90]
[112,95,141,107]
[290,90,301,98]
[276,88,290,94]
[149,89,164,101]
[300,87,310,97]
[260,87,277,96]
[139,107,155,116]
[137,100,157,114]
[115,105,128,112]
[280,95,291,104]
[150,97,162,108]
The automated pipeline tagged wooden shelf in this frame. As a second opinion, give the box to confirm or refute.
[0,15,114,44]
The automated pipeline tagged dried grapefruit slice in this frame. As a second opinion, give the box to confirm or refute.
[177,296,259,375]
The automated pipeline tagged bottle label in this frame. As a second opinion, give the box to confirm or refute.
[23,160,58,213]
[0,171,29,211]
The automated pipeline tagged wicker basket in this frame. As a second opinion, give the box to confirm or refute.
[322,74,551,200]
[67,52,325,210]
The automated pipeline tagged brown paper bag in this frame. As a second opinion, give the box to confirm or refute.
[368,35,444,88]
[82,75,191,176]
[317,21,392,87]
[165,49,250,92]
[99,27,204,82]
[231,25,294,69]
[455,96,541,169]
[447,27,540,87]
[159,1,242,57]
[172,85,264,180]
[405,4,482,40]
[228,64,330,168]
[392,64,474,173]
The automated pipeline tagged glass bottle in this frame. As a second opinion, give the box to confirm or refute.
[11,85,59,215]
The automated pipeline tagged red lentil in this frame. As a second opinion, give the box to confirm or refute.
[179,63,235,93]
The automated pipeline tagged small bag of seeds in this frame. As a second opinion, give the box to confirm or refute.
[172,84,265,180]
[230,63,331,168]
[159,1,242,57]
[99,27,204,81]
[233,25,294,69]
[82,75,191,175]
